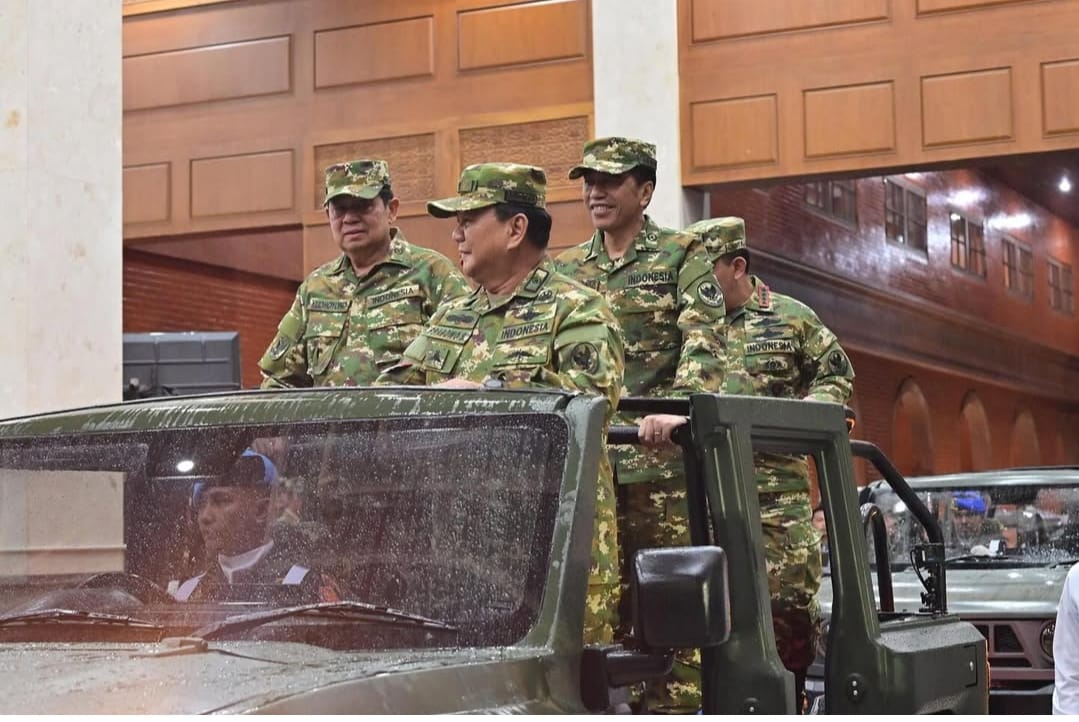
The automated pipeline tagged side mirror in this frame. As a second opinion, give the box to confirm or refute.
[632,547,730,649]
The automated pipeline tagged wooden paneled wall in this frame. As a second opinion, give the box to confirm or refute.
[122,0,595,279]
[679,0,1079,185]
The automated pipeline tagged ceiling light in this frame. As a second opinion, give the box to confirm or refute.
[1060,177,1072,193]
[947,189,985,207]
[987,213,1033,231]
[176,459,195,473]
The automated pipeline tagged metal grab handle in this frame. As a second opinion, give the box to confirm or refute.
[860,503,895,613]
[607,424,688,446]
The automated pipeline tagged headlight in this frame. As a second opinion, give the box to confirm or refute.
[1041,620,1055,660]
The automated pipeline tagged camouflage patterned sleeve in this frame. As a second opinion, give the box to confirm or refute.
[553,294,625,424]
[373,333,431,386]
[423,254,471,317]
[671,237,727,393]
[802,321,855,405]
[259,288,312,389]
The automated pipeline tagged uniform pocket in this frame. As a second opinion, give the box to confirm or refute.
[609,283,679,352]
[304,310,347,376]
[368,297,426,366]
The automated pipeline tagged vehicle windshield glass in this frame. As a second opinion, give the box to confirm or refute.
[865,481,1079,566]
[0,413,567,649]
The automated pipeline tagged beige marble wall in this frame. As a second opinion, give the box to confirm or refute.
[590,0,706,229]
[0,0,122,418]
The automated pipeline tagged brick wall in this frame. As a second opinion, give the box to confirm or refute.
[711,170,1079,356]
[123,250,297,388]
[711,169,1079,476]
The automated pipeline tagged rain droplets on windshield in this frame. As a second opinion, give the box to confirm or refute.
[865,482,1079,566]
[0,414,568,648]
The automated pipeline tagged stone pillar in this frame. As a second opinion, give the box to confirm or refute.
[590,0,706,229]
[0,0,122,418]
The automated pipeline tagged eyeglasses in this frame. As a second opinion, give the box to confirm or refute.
[328,196,378,218]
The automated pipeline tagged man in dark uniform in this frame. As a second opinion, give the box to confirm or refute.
[170,450,340,603]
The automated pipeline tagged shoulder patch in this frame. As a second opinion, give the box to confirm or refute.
[570,342,600,374]
[828,349,850,374]
[268,334,292,361]
[696,280,724,308]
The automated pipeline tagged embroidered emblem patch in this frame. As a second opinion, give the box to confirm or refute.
[571,342,599,374]
[697,280,724,308]
[268,334,291,360]
[828,349,849,374]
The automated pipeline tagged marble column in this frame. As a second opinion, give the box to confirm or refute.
[590,0,707,229]
[0,0,122,418]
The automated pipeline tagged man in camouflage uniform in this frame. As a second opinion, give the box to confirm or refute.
[553,137,727,712]
[377,162,625,644]
[259,159,469,387]
[665,215,855,708]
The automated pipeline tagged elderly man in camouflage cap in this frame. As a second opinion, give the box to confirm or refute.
[378,162,625,645]
[554,137,727,711]
[259,159,469,388]
[645,216,855,709]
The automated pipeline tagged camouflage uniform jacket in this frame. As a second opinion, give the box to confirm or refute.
[259,229,469,388]
[724,276,855,494]
[378,259,624,586]
[553,215,727,484]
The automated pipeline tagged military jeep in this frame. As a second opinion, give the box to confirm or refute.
[0,388,986,713]
[813,466,1079,714]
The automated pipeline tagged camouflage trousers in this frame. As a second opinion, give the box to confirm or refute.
[584,582,620,644]
[617,477,696,713]
[584,453,621,645]
[627,488,822,714]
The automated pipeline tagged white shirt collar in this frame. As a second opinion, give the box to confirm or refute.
[217,540,274,583]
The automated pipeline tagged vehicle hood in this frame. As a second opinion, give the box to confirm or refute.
[820,565,1069,618]
[0,641,551,714]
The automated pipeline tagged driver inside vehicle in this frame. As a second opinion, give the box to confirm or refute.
[951,491,1005,555]
[169,449,341,603]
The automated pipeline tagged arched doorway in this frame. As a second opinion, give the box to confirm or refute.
[892,378,934,476]
[1009,409,1041,467]
[958,391,992,471]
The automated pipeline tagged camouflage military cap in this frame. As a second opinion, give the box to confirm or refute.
[427,163,547,218]
[685,216,748,257]
[323,159,391,205]
[568,136,657,179]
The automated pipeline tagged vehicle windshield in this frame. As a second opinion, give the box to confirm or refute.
[865,481,1079,567]
[0,413,567,649]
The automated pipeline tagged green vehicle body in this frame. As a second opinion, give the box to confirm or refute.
[0,388,987,714]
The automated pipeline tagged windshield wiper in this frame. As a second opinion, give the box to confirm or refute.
[1051,558,1079,569]
[0,608,162,630]
[191,600,459,641]
[945,554,1013,565]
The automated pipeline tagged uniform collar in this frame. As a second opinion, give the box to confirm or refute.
[584,214,662,263]
[469,259,552,313]
[744,275,774,313]
[328,227,412,277]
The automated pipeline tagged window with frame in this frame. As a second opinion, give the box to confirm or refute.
[949,212,986,277]
[1049,259,1074,315]
[884,179,927,251]
[1002,237,1034,299]
[805,179,858,225]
